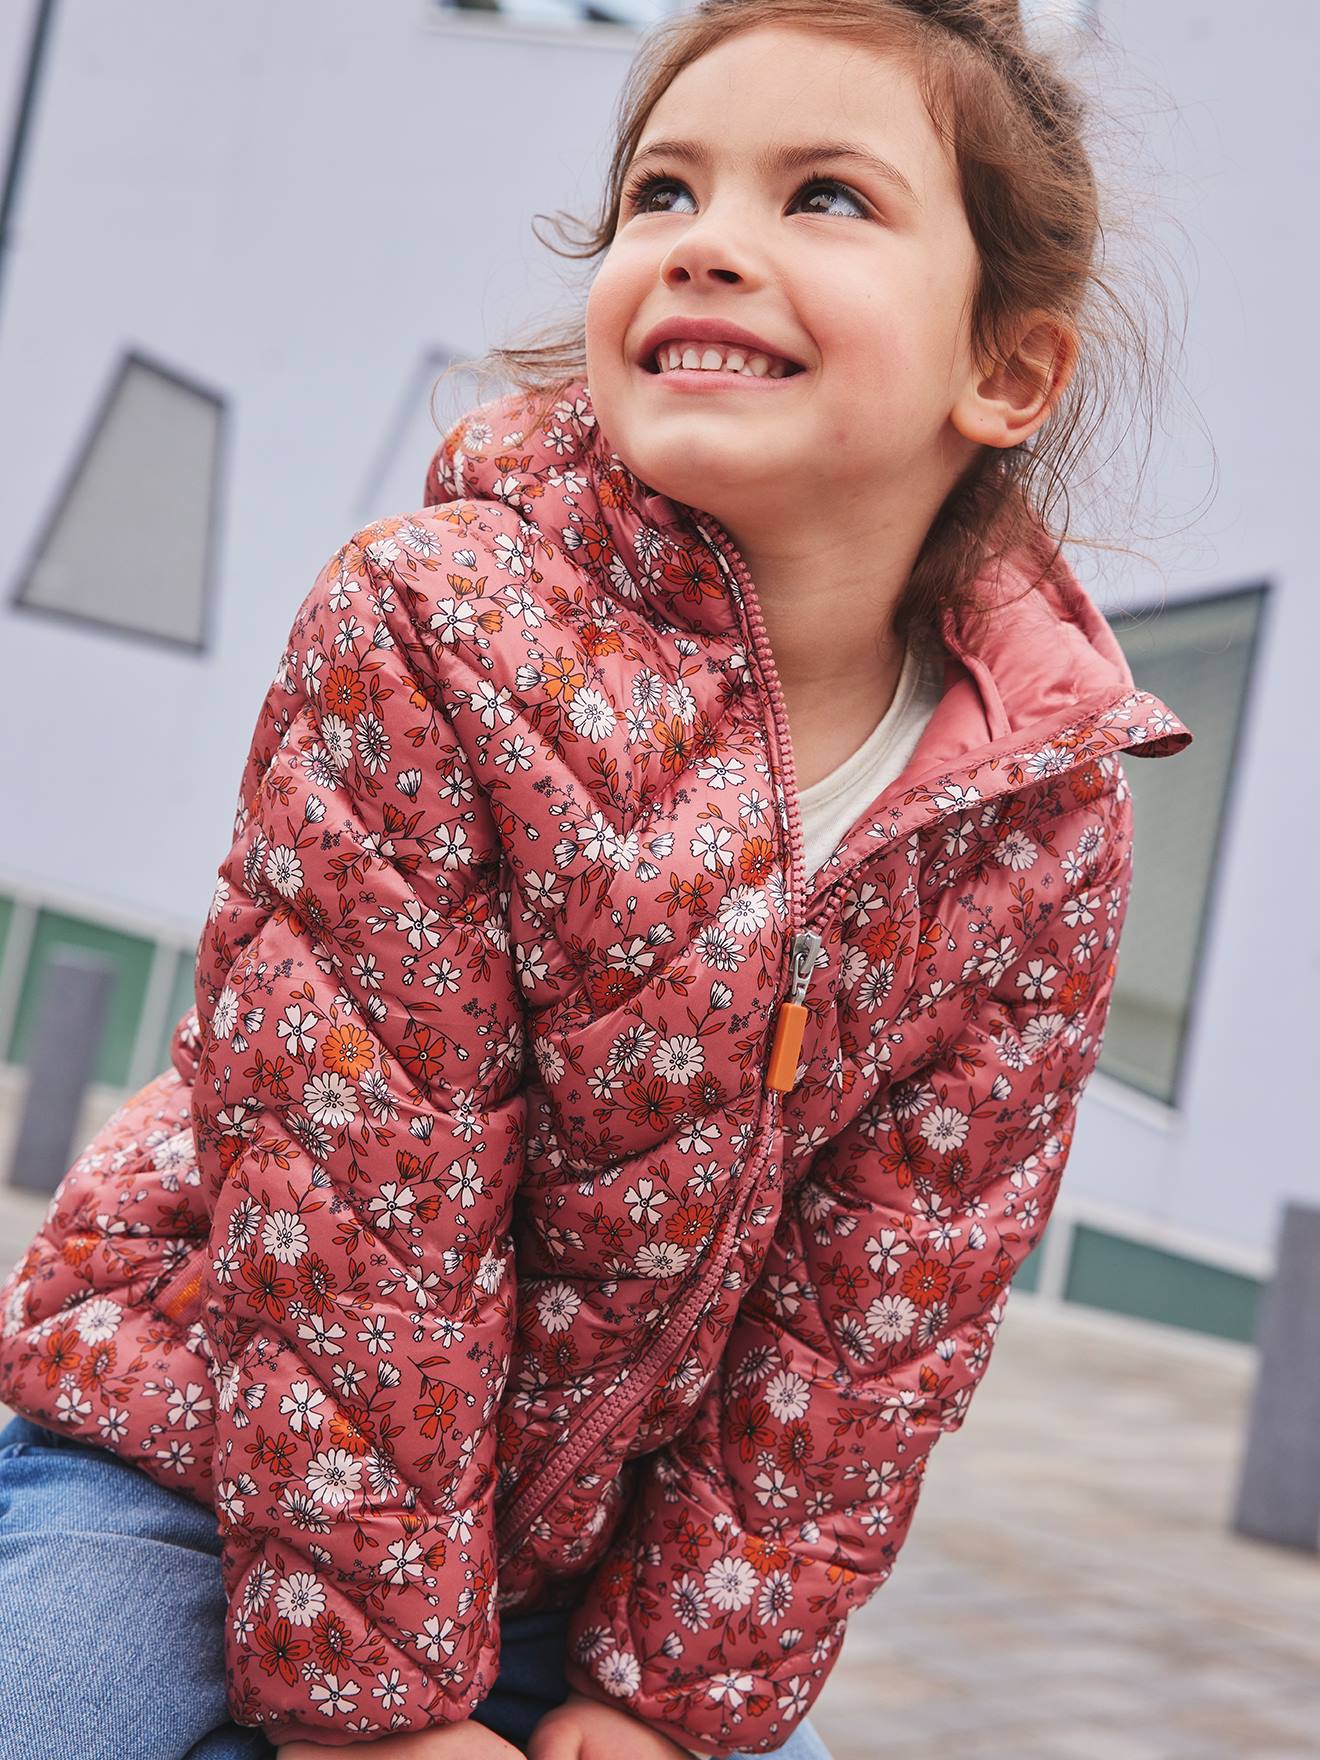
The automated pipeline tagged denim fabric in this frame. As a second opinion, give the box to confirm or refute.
[0,1414,834,1759]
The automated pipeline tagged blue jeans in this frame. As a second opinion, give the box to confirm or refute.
[0,1414,834,1759]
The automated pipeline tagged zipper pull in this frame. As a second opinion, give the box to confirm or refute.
[766,929,823,1093]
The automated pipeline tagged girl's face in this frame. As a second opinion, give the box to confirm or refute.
[585,26,990,538]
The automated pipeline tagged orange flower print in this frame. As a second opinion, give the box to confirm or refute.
[311,1610,354,1672]
[654,715,695,775]
[322,1023,374,1080]
[579,620,624,659]
[738,834,776,886]
[414,1382,460,1441]
[901,1252,953,1309]
[37,1327,79,1388]
[542,650,585,702]
[60,1232,98,1270]
[324,665,368,720]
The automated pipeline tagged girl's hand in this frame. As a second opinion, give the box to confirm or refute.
[527,1690,709,1759]
[277,1719,525,1759]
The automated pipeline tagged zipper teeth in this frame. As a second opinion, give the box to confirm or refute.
[497,516,803,1555]
[495,1089,782,1552]
[693,514,808,944]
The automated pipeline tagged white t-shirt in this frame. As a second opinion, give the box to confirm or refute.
[798,629,947,881]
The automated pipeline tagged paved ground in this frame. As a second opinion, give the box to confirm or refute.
[2,1184,1316,1758]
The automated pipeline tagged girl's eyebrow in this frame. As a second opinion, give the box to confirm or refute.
[627,137,922,208]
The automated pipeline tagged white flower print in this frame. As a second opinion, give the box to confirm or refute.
[707,1671,756,1709]
[275,1571,327,1626]
[634,1241,691,1279]
[567,687,618,740]
[537,1282,581,1334]
[368,1183,416,1231]
[261,1210,309,1264]
[623,1178,667,1226]
[661,1579,710,1648]
[309,1674,360,1717]
[920,1105,970,1153]
[74,1297,123,1345]
[764,1370,810,1423]
[995,830,1038,871]
[318,713,354,773]
[1016,957,1060,1002]
[381,1538,426,1585]
[277,1004,319,1057]
[704,1554,757,1611]
[412,1616,458,1661]
[279,1380,327,1434]
[305,1448,363,1508]
[212,986,239,1039]
[865,1293,919,1342]
[653,1034,704,1085]
[166,1382,213,1431]
[596,1647,642,1696]
[297,1071,356,1132]
[266,845,304,900]
[355,714,389,775]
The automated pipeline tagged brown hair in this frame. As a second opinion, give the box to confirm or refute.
[433,0,1197,646]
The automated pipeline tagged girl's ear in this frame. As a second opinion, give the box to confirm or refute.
[952,310,1079,450]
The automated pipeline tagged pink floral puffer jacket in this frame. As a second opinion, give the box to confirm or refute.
[0,379,1192,1753]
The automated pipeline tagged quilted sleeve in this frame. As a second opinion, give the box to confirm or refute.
[196,523,527,1745]
[562,781,1137,1757]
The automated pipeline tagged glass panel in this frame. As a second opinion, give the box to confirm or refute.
[1103,588,1263,1105]
[6,909,155,1088]
[15,352,223,650]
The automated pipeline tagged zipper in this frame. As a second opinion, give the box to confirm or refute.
[494,1085,783,1553]
[693,515,817,1097]
[495,514,808,1555]
[767,928,824,1093]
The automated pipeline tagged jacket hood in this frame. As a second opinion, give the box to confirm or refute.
[424,376,1182,770]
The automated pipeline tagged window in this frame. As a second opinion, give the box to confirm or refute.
[1102,585,1267,1107]
[12,351,225,652]
[435,0,682,29]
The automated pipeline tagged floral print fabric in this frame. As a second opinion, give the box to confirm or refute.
[0,379,1191,1753]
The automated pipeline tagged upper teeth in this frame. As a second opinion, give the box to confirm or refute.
[654,342,796,378]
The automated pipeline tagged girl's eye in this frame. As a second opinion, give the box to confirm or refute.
[620,170,870,221]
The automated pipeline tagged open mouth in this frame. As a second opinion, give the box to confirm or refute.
[644,345,806,381]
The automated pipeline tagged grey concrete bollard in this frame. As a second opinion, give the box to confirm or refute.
[1231,1200,1320,1552]
[7,947,116,1194]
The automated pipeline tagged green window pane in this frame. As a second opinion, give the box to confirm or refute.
[154,940,201,1078]
[6,909,155,1088]
[1065,1223,1261,1345]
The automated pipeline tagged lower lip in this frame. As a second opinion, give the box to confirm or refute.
[641,364,804,392]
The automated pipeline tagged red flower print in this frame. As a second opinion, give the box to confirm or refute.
[901,1252,953,1309]
[253,1616,311,1685]
[37,1327,79,1388]
[325,665,368,720]
[240,1254,294,1321]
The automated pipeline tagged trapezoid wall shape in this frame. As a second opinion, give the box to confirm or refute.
[12,349,226,652]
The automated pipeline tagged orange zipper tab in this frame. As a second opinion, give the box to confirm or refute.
[766,930,822,1093]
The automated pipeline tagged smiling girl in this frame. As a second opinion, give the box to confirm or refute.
[0,4,1192,1759]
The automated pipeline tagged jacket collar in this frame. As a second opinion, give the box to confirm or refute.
[427,375,1181,734]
